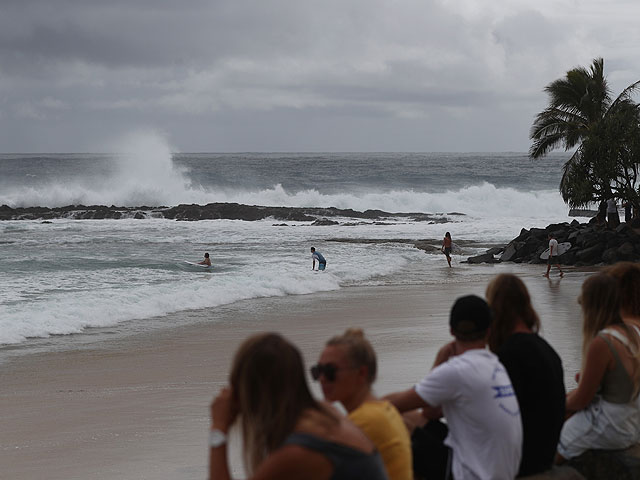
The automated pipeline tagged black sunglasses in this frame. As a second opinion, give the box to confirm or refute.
[310,363,338,382]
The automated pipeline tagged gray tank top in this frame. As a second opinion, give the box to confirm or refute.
[284,432,388,480]
[598,327,639,404]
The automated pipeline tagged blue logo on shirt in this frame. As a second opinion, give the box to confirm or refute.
[492,385,515,398]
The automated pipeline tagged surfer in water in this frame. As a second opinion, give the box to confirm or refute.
[311,247,327,271]
[442,232,452,267]
[198,252,212,266]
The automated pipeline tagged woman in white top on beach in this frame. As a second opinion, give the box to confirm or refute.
[557,273,640,462]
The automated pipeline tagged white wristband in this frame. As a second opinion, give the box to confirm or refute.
[209,429,227,448]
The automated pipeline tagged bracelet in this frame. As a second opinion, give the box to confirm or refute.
[209,429,227,448]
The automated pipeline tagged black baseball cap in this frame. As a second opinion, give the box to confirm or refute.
[450,295,492,337]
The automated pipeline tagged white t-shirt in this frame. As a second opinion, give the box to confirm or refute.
[415,349,522,480]
[548,238,559,257]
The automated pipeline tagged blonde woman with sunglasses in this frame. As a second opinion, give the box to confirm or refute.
[313,328,412,480]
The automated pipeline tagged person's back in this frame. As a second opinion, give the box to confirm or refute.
[349,400,412,480]
[284,408,389,480]
[498,333,565,476]
[416,348,522,479]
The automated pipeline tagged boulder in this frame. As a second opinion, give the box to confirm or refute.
[576,244,605,262]
[519,465,584,479]
[568,444,640,480]
[466,253,499,264]
[501,243,520,262]
[311,218,339,226]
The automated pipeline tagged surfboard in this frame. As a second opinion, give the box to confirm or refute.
[539,242,572,260]
[184,260,211,268]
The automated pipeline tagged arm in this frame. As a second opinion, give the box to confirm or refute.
[384,388,440,419]
[209,388,238,480]
[432,341,458,368]
[566,337,612,413]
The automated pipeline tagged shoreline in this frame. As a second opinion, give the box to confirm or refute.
[0,267,588,479]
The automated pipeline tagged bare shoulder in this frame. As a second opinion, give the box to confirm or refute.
[587,335,614,366]
[252,444,332,480]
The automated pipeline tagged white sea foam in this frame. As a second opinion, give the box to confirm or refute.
[2,180,568,222]
[0,236,412,345]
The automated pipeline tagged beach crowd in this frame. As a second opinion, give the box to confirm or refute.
[209,262,640,480]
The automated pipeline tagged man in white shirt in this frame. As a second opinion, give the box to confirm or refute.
[386,295,522,480]
[544,233,564,278]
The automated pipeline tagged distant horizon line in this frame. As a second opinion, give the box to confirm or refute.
[0,150,573,155]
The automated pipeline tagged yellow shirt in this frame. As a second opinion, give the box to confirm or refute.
[349,400,413,480]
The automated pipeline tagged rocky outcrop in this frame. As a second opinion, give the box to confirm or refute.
[0,203,456,223]
[466,219,640,266]
[567,444,640,480]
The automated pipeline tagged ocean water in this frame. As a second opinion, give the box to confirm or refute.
[0,133,578,354]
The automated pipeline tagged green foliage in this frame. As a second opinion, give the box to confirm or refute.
[530,58,640,209]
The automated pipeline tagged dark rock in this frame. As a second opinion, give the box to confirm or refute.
[490,218,639,266]
[519,465,584,479]
[311,218,339,226]
[485,247,504,256]
[501,243,519,262]
[466,253,499,264]
[602,247,619,264]
[568,444,640,480]
[576,244,605,262]
[514,228,530,242]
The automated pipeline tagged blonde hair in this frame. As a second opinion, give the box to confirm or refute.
[230,333,335,473]
[605,262,640,318]
[580,274,640,396]
[486,274,540,352]
[326,328,377,384]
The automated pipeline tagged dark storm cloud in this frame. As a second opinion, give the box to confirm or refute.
[0,0,639,152]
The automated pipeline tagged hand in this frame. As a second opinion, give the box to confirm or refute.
[433,341,457,368]
[211,387,238,433]
[575,372,581,383]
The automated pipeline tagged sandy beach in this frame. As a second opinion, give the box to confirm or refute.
[1,265,589,480]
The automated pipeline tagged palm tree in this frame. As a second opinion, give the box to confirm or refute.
[529,58,640,209]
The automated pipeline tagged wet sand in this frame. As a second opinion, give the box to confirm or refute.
[0,266,588,479]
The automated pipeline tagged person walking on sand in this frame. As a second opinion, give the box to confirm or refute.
[311,247,327,271]
[198,252,211,266]
[544,234,563,278]
[442,232,453,267]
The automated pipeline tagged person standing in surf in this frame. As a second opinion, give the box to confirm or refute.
[198,252,212,266]
[311,247,327,271]
[544,234,563,278]
[442,232,452,268]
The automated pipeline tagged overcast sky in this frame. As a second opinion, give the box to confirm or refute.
[1,0,639,153]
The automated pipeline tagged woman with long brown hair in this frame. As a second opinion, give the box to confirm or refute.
[606,261,640,327]
[209,332,388,480]
[486,274,565,476]
[557,273,640,461]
